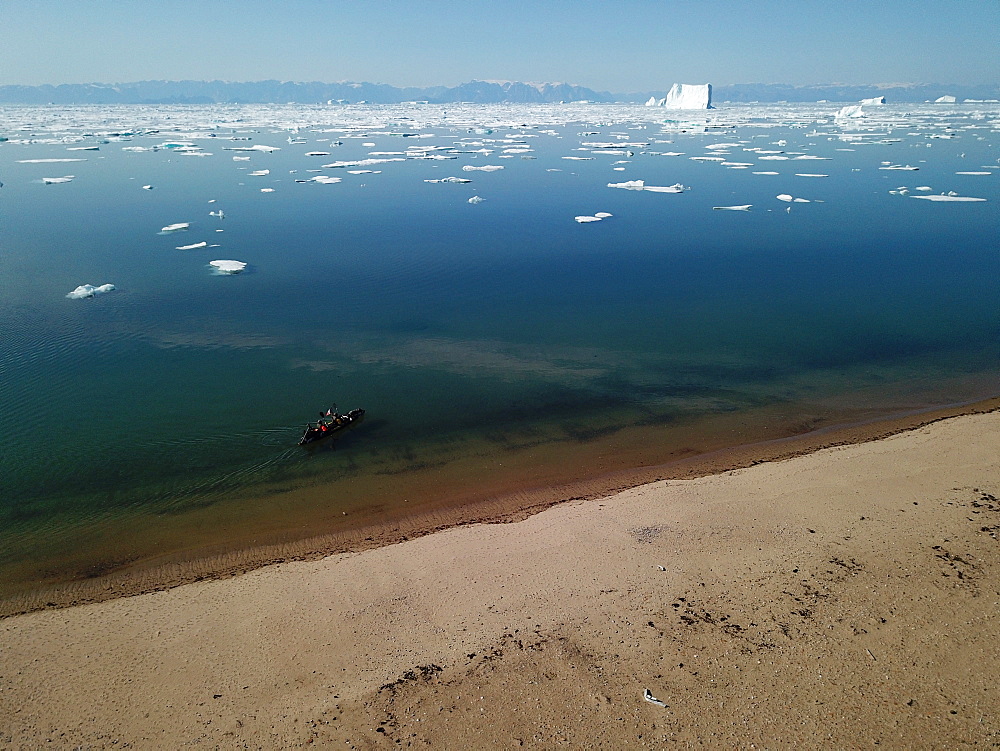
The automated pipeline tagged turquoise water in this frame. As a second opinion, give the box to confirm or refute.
[1,103,998,594]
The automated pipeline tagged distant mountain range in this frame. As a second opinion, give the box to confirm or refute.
[0,79,996,105]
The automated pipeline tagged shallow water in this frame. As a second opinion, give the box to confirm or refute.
[1,102,998,599]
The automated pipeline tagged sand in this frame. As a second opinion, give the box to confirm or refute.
[2,409,999,748]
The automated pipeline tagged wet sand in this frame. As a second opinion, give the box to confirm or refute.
[2,402,999,747]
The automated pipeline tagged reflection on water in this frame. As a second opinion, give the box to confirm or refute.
[0,102,998,599]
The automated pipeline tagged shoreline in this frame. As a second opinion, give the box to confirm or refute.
[3,395,999,746]
[3,394,998,619]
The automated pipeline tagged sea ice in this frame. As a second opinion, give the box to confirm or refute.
[176,241,208,250]
[248,169,270,176]
[424,177,471,183]
[467,196,485,204]
[142,185,154,190]
[461,165,504,172]
[210,260,247,273]
[66,283,115,299]
[18,158,87,163]
[910,194,986,202]
[713,205,752,211]
[860,96,886,105]
[42,176,75,184]
[575,215,603,223]
[160,223,190,232]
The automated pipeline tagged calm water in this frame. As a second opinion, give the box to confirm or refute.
[1,103,998,598]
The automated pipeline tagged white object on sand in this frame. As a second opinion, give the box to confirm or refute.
[643,689,668,707]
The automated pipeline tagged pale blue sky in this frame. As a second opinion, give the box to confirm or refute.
[2,0,997,89]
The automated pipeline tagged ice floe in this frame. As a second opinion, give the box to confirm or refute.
[467,196,485,204]
[160,223,190,233]
[67,283,115,299]
[461,165,504,172]
[910,194,986,202]
[776,194,811,203]
[42,176,74,184]
[210,260,247,274]
[176,241,208,250]
[607,180,686,193]
[424,177,471,183]
[18,158,87,163]
[713,205,752,211]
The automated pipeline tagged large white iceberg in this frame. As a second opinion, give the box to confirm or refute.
[860,96,886,105]
[647,84,713,109]
[67,283,115,299]
[934,95,957,103]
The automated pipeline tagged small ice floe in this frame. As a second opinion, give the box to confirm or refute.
[42,176,74,184]
[233,156,251,161]
[910,193,986,202]
[298,175,341,184]
[210,260,247,274]
[575,212,612,223]
[795,174,828,178]
[468,195,485,204]
[562,156,593,161]
[643,183,687,193]
[776,194,811,203]
[18,158,86,163]
[160,223,190,233]
[462,165,504,172]
[209,210,225,218]
[176,241,208,250]
[643,689,668,708]
[66,283,115,299]
[424,177,472,183]
[713,205,752,211]
[248,169,270,176]
[955,171,991,176]
[260,188,275,193]
[66,146,99,151]
[758,155,790,161]
[879,164,919,171]
[753,171,780,175]
[305,151,331,156]
[142,184,154,190]
[347,169,380,175]
[225,144,280,152]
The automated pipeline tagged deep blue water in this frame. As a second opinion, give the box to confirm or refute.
[1,103,998,593]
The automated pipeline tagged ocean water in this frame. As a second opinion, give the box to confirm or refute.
[1,102,998,599]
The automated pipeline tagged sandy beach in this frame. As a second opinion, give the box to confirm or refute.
[2,408,999,748]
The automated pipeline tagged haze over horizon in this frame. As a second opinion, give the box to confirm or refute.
[2,0,997,91]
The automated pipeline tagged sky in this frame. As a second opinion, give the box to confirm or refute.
[2,0,997,90]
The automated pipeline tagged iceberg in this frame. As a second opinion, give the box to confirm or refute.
[467,196,485,204]
[66,283,115,299]
[160,223,190,233]
[656,83,713,109]
[934,95,957,103]
[860,96,886,105]
[836,105,865,118]
[607,180,686,193]
[210,260,247,274]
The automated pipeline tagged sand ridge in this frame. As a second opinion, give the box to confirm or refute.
[2,411,999,747]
